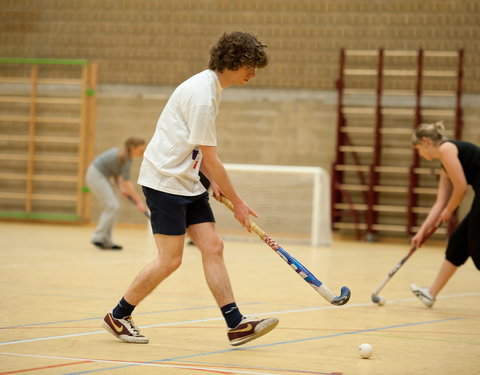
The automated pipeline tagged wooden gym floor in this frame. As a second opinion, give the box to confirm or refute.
[1,221,479,375]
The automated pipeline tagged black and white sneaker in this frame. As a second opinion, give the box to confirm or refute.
[410,284,436,308]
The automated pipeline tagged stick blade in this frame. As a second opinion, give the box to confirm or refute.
[332,286,351,306]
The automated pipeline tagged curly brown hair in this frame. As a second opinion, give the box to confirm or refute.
[209,31,268,73]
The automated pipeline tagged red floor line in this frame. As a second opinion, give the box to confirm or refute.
[162,362,232,374]
[0,355,234,375]
[0,353,334,375]
[184,368,232,374]
[0,360,92,375]
[166,361,339,375]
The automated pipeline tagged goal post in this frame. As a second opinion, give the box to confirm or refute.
[211,163,332,246]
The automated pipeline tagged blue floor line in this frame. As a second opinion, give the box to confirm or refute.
[0,302,259,329]
[63,317,461,375]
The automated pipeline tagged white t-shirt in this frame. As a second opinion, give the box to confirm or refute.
[138,69,222,196]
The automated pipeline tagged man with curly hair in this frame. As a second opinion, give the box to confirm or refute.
[102,32,278,346]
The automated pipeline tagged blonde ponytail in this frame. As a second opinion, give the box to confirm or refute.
[412,121,447,145]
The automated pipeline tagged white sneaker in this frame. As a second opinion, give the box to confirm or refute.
[410,284,436,308]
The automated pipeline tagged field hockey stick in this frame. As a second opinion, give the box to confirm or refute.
[371,224,440,305]
[220,196,351,306]
[126,195,150,219]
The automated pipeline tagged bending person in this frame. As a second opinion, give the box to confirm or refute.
[86,137,146,250]
[410,121,480,307]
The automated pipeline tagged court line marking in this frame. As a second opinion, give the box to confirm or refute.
[165,361,339,375]
[0,303,260,329]
[1,291,478,347]
[365,332,480,345]
[0,360,92,375]
[0,302,369,346]
[0,353,328,375]
[0,317,460,375]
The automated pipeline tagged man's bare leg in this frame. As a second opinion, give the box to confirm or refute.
[123,234,185,305]
[187,222,235,307]
[187,222,279,346]
[102,234,185,343]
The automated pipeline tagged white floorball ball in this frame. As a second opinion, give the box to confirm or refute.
[358,343,373,359]
[377,296,386,306]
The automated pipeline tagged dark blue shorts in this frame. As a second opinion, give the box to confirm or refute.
[142,186,215,235]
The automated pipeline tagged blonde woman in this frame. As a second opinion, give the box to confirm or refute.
[411,122,480,307]
[86,137,146,250]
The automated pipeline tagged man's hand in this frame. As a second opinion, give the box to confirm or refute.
[232,199,258,233]
[211,181,223,201]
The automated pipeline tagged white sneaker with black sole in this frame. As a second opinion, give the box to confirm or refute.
[410,284,436,308]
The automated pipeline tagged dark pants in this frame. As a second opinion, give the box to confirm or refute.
[446,188,480,270]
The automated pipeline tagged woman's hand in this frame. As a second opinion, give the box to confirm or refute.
[438,207,453,225]
[136,201,146,213]
[411,230,426,249]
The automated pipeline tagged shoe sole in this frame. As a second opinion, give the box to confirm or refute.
[102,321,149,344]
[229,318,279,346]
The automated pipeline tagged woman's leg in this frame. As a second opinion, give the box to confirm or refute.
[86,166,119,246]
[429,259,458,297]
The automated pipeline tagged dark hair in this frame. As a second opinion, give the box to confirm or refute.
[209,31,268,73]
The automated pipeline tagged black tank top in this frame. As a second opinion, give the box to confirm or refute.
[445,140,480,189]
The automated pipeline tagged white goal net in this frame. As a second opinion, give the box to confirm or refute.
[210,164,332,246]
